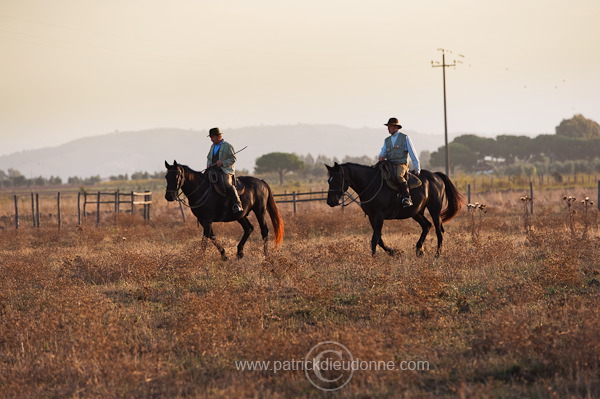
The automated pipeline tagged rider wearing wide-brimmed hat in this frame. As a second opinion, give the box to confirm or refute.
[378,118,421,207]
[207,127,243,214]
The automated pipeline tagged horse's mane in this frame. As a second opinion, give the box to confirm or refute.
[174,163,204,182]
[328,162,375,172]
[342,162,375,170]
[338,162,379,177]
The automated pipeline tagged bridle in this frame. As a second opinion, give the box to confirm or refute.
[328,164,385,207]
[166,166,211,209]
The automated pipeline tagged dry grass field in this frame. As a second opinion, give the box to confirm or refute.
[0,187,599,398]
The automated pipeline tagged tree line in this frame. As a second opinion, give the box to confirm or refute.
[255,115,600,183]
[428,114,600,175]
[0,169,165,188]
[3,115,597,188]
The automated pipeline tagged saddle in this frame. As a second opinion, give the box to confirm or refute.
[378,160,422,191]
[207,169,246,196]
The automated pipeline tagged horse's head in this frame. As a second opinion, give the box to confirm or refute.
[165,160,207,202]
[325,162,348,207]
[164,160,185,202]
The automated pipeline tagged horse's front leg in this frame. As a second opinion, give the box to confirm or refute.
[368,215,389,256]
[202,220,227,261]
[378,237,397,257]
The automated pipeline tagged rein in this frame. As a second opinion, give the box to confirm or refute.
[167,167,211,209]
[331,165,385,207]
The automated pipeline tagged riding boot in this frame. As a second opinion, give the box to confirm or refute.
[227,186,244,213]
[398,182,412,207]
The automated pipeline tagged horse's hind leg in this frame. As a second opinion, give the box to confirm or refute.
[253,207,270,256]
[430,210,444,258]
[236,217,254,259]
[412,213,432,257]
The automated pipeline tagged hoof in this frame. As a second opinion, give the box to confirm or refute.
[416,248,425,257]
[221,254,228,261]
[387,249,396,257]
[236,252,244,260]
[435,250,441,258]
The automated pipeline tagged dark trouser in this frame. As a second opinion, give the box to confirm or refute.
[223,173,242,209]
[393,163,411,199]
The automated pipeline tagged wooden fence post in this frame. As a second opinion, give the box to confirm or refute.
[96,191,101,227]
[130,191,135,215]
[179,202,186,222]
[529,182,534,214]
[31,192,35,227]
[114,191,119,225]
[292,192,297,215]
[77,192,81,225]
[467,184,471,204]
[14,195,19,229]
[35,193,40,227]
[82,192,86,218]
[57,192,61,230]
[145,191,151,221]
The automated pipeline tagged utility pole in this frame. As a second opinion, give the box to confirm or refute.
[432,49,463,177]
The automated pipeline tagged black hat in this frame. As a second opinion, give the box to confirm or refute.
[384,118,402,129]
[208,127,222,137]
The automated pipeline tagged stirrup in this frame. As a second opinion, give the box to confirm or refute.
[232,204,243,213]
[401,197,413,208]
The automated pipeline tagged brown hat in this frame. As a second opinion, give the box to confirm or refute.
[207,127,222,137]
[384,118,402,129]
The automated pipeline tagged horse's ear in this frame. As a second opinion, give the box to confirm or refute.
[333,162,339,167]
[165,160,170,168]
[325,164,332,171]
[173,160,178,166]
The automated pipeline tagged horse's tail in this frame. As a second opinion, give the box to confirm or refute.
[435,172,465,223]
[266,184,285,248]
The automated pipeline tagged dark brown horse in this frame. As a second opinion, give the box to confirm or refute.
[326,162,464,257]
[164,161,284,260]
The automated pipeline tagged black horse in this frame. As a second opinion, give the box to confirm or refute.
[164,161,284,260]
[326,162,464,257]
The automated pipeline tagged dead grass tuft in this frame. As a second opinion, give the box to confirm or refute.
[0,192,598,397]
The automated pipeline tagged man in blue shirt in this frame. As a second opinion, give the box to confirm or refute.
[378,118,421,207]
[207,127,243,214]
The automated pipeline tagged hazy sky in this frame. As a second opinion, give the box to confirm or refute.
[1,0,599,156]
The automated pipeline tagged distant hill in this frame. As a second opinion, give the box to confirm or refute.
[0,125,444,179]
